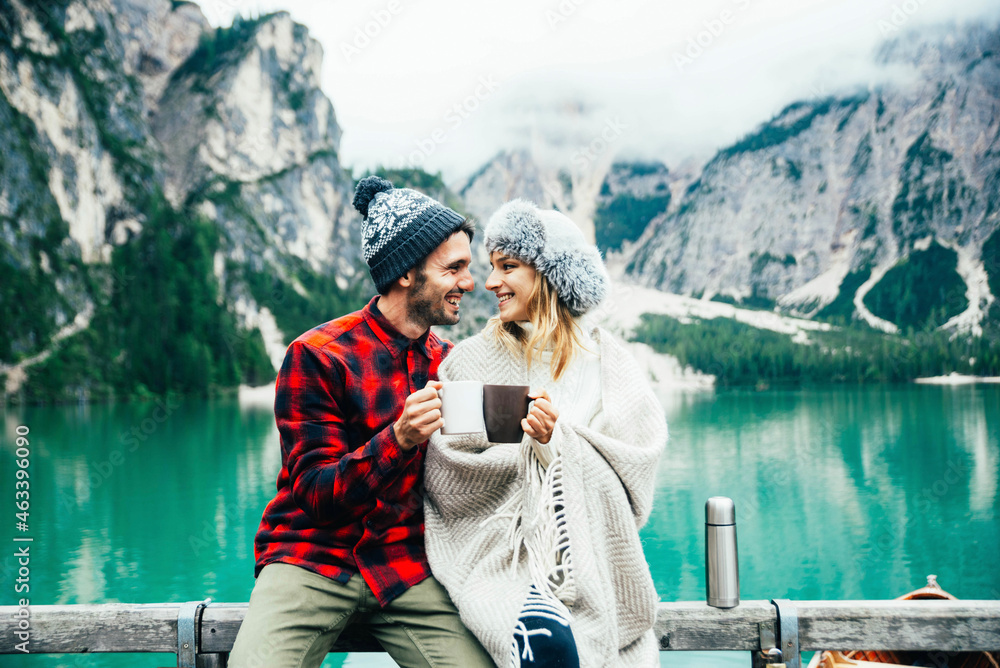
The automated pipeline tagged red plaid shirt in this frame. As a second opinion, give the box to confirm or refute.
[254,296,451,605]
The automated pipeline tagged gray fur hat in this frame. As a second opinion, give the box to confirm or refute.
[485,199,609,317]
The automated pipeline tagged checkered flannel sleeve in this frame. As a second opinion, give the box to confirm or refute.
[274,340,415,523]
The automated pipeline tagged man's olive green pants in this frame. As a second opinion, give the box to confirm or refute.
[228,563,494,668]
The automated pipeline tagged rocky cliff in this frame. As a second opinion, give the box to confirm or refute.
[151,8,366,368]
[457,24,1000,340]
[0,0,367,400]
[153,9,360,278]
[626,23,1000,336]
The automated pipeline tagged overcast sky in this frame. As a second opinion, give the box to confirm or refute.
[191,0,1000,185]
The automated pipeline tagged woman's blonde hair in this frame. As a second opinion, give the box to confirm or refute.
[486,269,582,381]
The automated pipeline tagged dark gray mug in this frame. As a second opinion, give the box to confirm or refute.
[482,384,531,443]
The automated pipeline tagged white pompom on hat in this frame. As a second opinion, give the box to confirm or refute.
[485,199,609,317]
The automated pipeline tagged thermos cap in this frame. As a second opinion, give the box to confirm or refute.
[706,496,735,525]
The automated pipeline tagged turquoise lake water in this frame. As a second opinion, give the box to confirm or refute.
[2,384,999,666]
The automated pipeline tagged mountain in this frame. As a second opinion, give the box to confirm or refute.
[149,7,367,364]
[450,149,677,335]
[457,150,690,258]
[0,0,368,402]
[594,161,675,255]
[449,23,1000,385]
[3,2,998,402]
[625,23,1000,337]
[152,9,361,279]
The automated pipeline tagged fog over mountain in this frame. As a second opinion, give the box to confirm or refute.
[192,0,1000,182]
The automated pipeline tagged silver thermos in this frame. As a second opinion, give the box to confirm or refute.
[705,496,739,608]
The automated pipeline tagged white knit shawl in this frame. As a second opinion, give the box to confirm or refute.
[424,327,667,667]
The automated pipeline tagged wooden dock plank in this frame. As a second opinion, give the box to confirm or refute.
[2,600,999,655]
[4,604,179,653]
[652,600,775,650]
[2,603,381,654]
[794,600,1000,652]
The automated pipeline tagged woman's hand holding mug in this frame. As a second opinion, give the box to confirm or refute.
[523,389,558,444]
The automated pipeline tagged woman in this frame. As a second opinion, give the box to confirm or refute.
[424,199,667,667]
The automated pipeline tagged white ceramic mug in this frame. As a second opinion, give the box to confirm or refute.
[439,381,486,435]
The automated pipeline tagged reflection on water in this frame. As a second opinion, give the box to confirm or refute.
[2,386,999,667]
[645,385,1000,604]
[959,391,999,518]
[2,399,280,606]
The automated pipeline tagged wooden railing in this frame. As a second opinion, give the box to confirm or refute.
[2,599,999,667]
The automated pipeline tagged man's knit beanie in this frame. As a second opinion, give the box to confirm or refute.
[485,199,609,317]
[353,175,467,293]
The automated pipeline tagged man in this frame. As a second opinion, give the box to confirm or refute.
[229,176,492,668]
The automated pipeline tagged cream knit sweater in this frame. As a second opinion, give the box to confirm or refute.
[424,326,667,667]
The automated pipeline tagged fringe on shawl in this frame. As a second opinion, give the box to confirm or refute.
[480,437,578,667]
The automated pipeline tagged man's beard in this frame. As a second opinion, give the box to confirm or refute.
[406,268,460,328]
